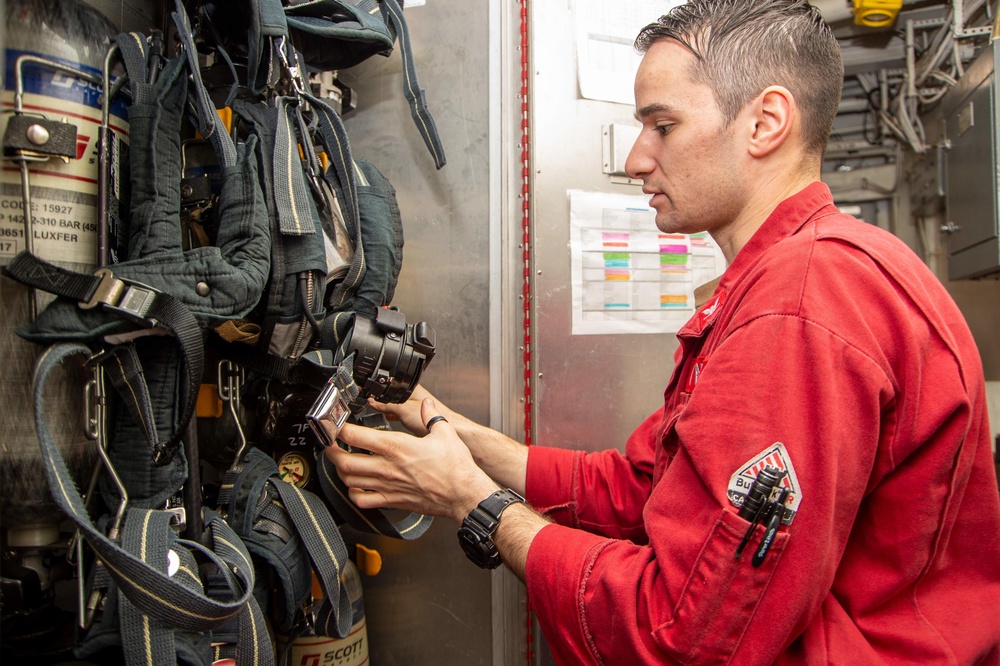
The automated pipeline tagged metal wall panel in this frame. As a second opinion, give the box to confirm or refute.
[942,42,1000,280]
[338,2,497,664]
[529,1,677,454]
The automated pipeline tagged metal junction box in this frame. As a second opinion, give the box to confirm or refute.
[942,41,1000,280]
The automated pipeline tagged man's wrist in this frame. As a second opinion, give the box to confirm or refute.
[454,476,502,523]
[451,418,485,449]
[457,488,527,570]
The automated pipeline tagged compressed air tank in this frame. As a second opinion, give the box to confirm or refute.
[0,0,125,530]
[279,558,371,666]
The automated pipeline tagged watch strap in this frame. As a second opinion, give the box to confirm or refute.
[458,489,525,569]
[475,489,526,533]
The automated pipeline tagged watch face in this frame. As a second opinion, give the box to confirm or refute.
[458,525,501,569]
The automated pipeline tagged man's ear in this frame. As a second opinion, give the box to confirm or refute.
[747,86,795,158]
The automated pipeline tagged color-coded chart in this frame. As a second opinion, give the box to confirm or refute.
[570,190,726,335]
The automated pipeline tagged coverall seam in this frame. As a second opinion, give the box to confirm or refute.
[909,435,970,666]
[722,312,896,396]
[579,539,616,665]
[571,450,583,530]
[793,216,819,316]
[813,236,973,398]
[797,234,903,472]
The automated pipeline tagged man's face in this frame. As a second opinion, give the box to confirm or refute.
[625,39,748,236]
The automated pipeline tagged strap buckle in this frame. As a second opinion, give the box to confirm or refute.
[80,268,159,325]
[164,506,187,532]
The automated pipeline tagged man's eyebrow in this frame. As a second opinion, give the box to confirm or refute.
[633,103,676,122]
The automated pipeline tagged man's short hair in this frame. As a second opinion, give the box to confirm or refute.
[635,0,843,157]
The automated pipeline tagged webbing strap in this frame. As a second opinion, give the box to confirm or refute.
[222,448,353,639]
[270,479,353,639]
[116,32,154,105]
[273,97,317,236]
[119,510,179,666]
[102,343,163,461]
[381,0,446,170]
[303,94,365,309]
[32,344,268,648]
[7,253,203,465]
[248,0,289,95]
[181,520,275,663]
[171,0,238,168]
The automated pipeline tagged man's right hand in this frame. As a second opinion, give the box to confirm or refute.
[367,384,530,495]
[368,384,462,436]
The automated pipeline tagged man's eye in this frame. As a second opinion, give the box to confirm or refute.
[656,124,674,136]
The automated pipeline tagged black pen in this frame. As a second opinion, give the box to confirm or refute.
[752,488,790,567]
[735,498,769,559]
[735,467,785,559]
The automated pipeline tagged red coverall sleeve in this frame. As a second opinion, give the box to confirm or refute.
[525,313,893,665]
[525,409,661,541]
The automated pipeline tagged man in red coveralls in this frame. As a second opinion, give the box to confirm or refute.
[326,0,1000,663]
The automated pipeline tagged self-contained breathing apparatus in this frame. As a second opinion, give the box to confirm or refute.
[0,0,446,663]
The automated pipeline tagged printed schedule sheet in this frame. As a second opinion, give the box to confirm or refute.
[569,190,726,335]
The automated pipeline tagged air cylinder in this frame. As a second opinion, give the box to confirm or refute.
[0,0,124,530]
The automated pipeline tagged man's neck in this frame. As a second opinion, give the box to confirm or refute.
[712,165,819,264]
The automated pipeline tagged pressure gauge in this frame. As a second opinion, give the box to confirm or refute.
[277,452,311,488]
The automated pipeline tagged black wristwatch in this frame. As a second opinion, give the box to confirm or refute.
[457,489,526,569]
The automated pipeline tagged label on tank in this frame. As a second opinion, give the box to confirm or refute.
[276,616,369,666]
[0,49,128,268]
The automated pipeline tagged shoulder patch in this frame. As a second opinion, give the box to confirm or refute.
[727,442,801,525]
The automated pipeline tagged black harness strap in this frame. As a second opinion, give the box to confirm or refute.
[5,252,203,465]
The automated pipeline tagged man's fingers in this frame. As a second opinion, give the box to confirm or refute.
[420,397,455,436]
[348,487,387,509]
[326,438,393,476]
[419,397,436,424]
[328,449,397,501]
[366,397,399,420]
[337,422,395,454]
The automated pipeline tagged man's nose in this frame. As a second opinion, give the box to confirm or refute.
[624,133,651,180]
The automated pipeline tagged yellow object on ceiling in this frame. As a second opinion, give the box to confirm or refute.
[853,0,903,27]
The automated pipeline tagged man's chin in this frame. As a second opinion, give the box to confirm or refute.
[654,215,682,235]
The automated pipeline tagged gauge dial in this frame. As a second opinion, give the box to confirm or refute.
[277,452,310,488]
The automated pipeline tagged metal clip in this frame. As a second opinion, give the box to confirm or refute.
[275,36,307,96]
[80,268,126,310]
[218,360,247,465]
[79,363,129,629]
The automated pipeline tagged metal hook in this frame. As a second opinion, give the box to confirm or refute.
[274,36,307,96]
[218,360,247,465]
[79,363,129,629]
[97,42,129,267]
